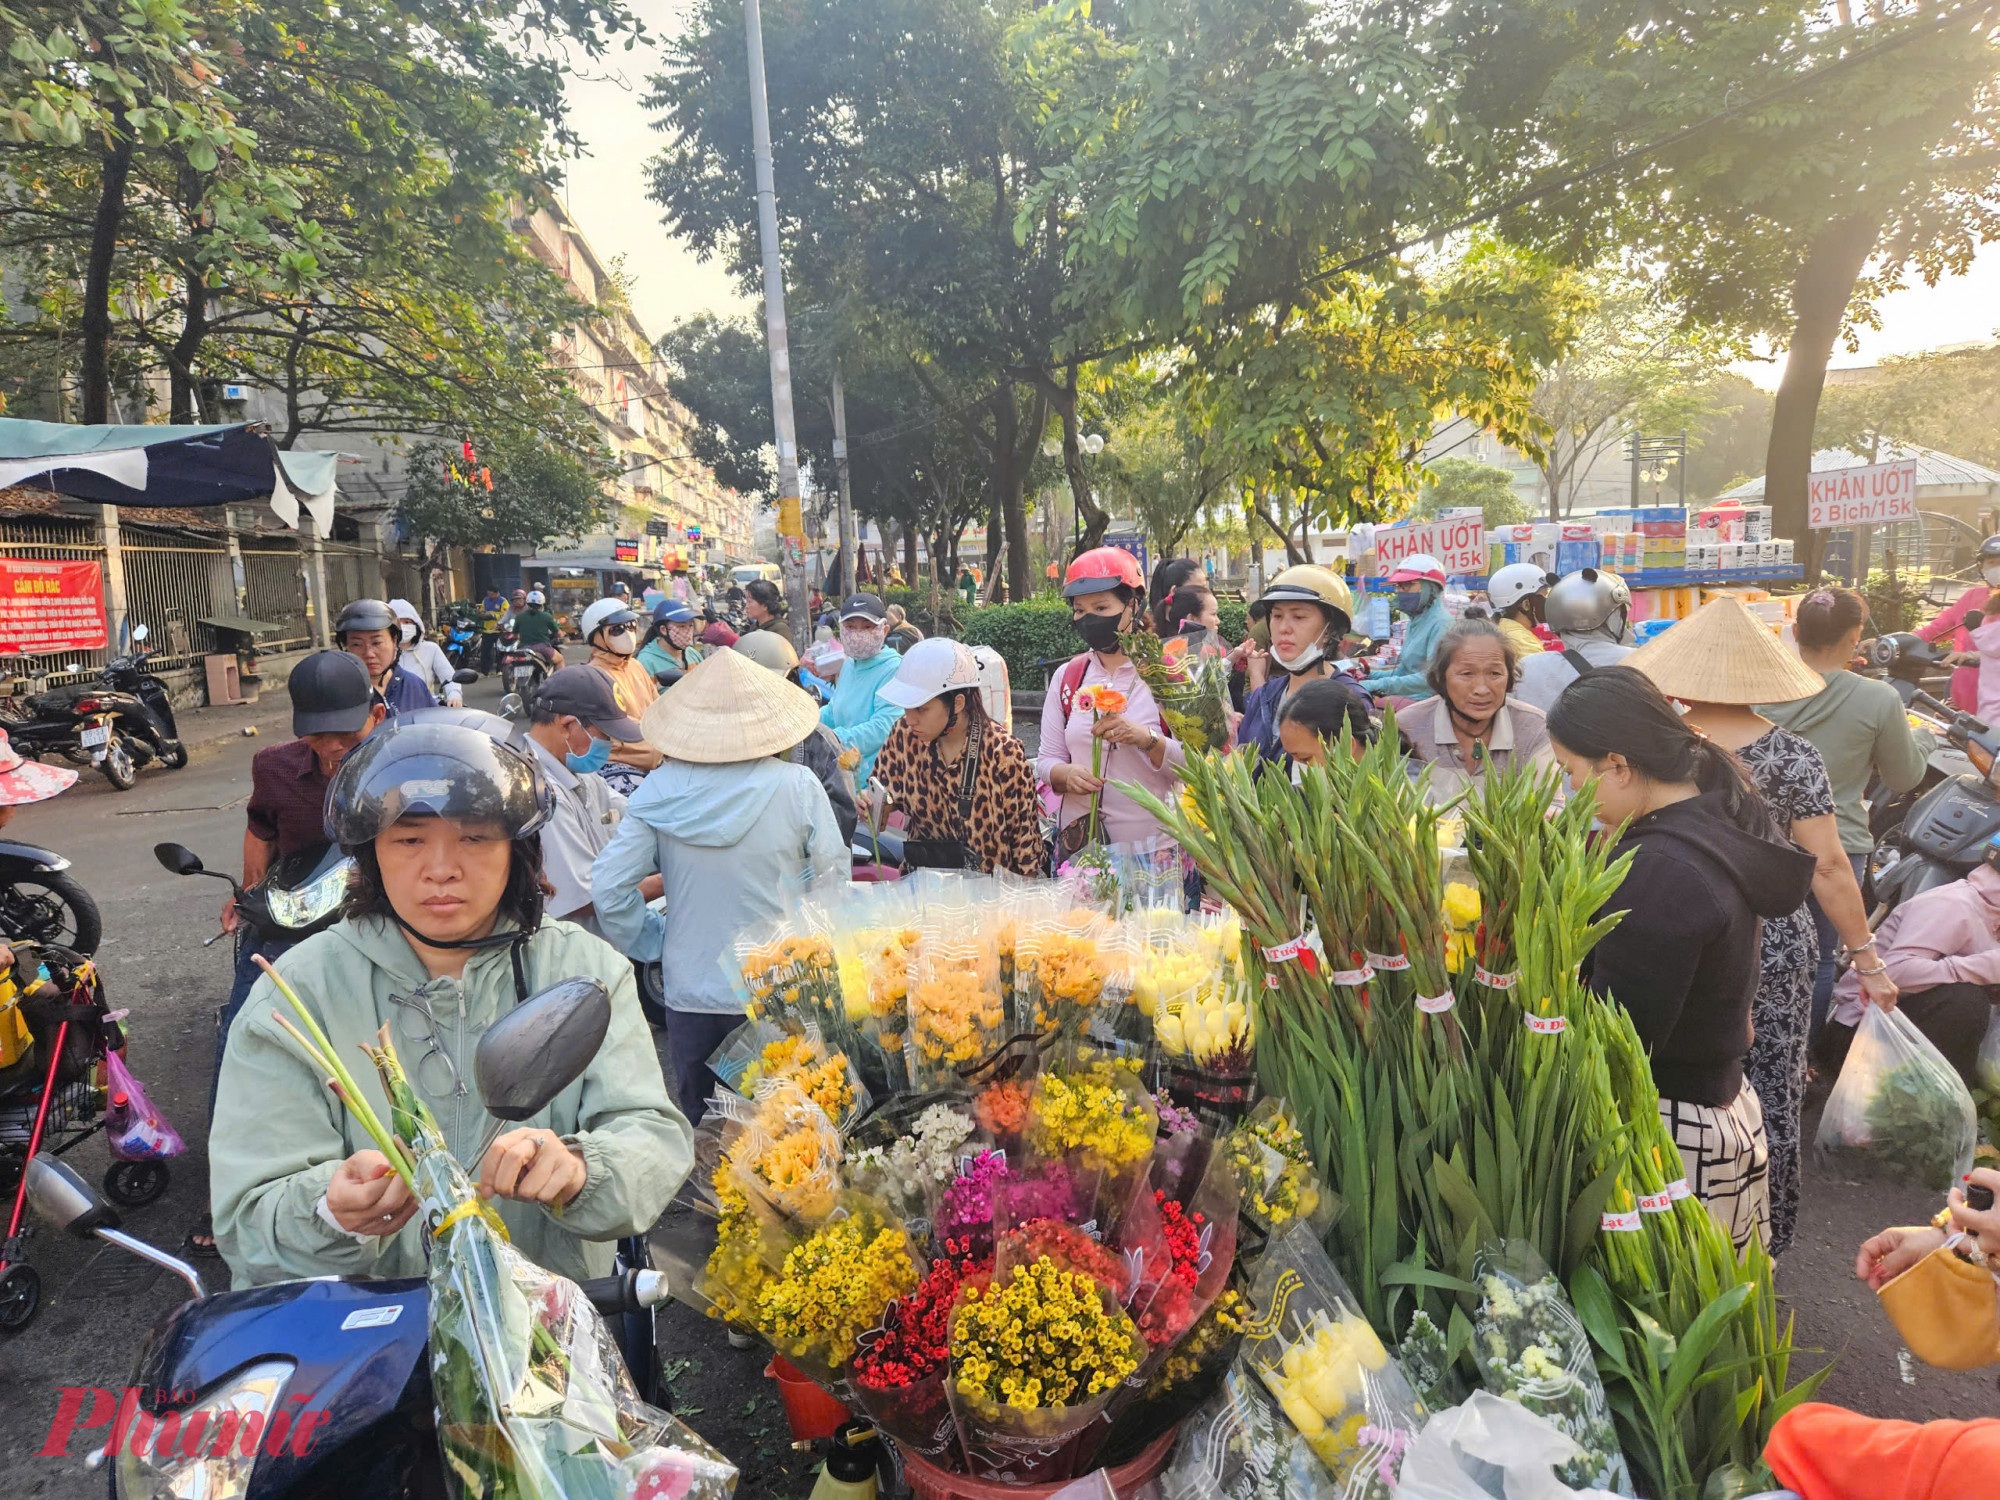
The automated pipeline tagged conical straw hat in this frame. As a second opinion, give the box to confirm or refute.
[640,646,824,763]
[1624,596,1827,706]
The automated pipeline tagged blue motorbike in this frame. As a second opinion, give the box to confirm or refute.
[26,978,671,1500]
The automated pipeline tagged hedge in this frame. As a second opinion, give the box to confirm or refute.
[960,600,1079,687]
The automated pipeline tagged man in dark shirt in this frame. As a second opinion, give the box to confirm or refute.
[195,650,383,1252]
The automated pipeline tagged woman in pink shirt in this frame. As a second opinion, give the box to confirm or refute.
[1035,547,1187,856]
[1913,536,2000,710]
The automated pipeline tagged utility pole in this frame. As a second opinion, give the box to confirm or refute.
[830,361,855,600]
[743,0,809,651]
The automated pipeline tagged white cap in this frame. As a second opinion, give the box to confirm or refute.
[879,637,982,709]
[580,597,639,639]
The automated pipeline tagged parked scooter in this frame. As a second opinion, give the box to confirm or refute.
[1867,690,2000,917]
[31,979,671,1499]
[5,625,185,791]
[441,606,483,674]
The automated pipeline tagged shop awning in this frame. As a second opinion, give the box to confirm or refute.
[0,419,339,533]
[198,615,285,635]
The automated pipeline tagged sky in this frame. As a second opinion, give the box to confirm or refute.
[559,5,1999,381]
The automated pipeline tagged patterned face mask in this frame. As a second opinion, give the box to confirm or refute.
[842,624,886,662]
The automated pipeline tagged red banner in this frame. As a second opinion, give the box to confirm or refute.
[0,558,108,653]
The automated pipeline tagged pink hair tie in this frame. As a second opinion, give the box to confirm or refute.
[1802,588,1837,608]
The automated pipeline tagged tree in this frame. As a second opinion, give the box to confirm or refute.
[0,0,646,441]
[1187,247,1575,544]
[1092,377,1239,557]
[1815,345,2000,469]
[1527,268,1730,518]
[396,434,616,581]
[1418,459,1528,528]
[1670,374,1775,503]
[1459,1,2000,571]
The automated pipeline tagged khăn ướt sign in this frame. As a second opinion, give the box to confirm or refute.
[1807,459,1919,530]
[1372,514,1486,578]
[0,558,107,653]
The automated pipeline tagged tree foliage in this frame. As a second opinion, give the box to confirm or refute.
[1815,345,2000,469]
[1418,459,1528,528]
[396,433,615,573]
[0,0,640,472]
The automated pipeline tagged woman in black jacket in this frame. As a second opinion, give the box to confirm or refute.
[1546,667,1816,1253]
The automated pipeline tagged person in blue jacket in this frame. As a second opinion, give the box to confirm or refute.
[1237,564,1370,766]
[815,593,904,789]
[1363,554,1450,703]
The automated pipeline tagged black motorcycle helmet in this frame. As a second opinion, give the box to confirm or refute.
[333,598,397,645]
[324,709,552,849]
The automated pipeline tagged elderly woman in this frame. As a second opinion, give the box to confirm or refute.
[592,650,849,1119]
[1625,596,1896,1259]
[211,710,691,1288]
[1400,617,1553,801]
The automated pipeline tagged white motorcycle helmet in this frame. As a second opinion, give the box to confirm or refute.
[1487,563,1555,615]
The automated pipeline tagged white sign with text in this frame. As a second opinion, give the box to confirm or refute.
[1372,514,1487,577]
[1807,459,1919,530]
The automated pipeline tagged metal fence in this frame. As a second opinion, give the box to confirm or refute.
[120,524,231,673]
[241,544,314,650]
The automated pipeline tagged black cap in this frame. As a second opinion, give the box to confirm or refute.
[530,665,645,742]
[839,592,887,623]
[288,650,375,736]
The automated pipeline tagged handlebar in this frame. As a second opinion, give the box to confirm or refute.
[577,1268,670,1315]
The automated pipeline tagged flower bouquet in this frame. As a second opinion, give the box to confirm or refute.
[261,967,738,1500]
[1221,1099,1337,1241]
[1024,1051,1159,1227]
[1240,1222,1425,1499]
[1158,1366,1344,1500]
[751,1194,920,1387]
[713,1079,845,1224]
[906,897,1009,1089]
[729,908,846,1039]
[850,1235,991,1468]
[1015,907,1134,1039]
[843,1095,977,1230]
[829,885,923,1095]
[708,1021,869,1135]
[1157,974,1258,1119]
[946,1253,1147,1481]
[1122,626,1231,754]
[932,1151,1089,1258]
[1470,1241,1633,1495]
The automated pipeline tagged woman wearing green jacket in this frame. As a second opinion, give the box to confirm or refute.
[211,708,692,1290]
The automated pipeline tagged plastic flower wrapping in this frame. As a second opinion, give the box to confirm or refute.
[261,975,737,1500]
[729,907,843,1037]
[1470,1243,1634,1495]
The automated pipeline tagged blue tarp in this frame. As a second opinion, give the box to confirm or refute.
[0,418,338,509]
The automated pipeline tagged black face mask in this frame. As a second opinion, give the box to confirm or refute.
[1072,610,1124,654]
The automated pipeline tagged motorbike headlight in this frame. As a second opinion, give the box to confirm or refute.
[114,1360,293,1500]
[265,858,355,929]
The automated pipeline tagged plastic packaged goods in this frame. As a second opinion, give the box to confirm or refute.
[1239,1221,1426,1499]
[1816,1001,1978,1192]
[907,891,1010,1089]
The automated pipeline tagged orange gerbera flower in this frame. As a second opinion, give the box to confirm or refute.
[1076,685,1128,715]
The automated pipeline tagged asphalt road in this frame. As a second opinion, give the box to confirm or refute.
[1,671,1994,1498]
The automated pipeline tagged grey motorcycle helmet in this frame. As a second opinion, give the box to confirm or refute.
[1543,567,1632,641]
[324,708,552,848]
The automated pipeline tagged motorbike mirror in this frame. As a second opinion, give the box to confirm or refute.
[499,691,525,721]
[652,668,684,690]
[452,668,479,685]
[153,842,204,876]
[130,624,149,643]
[474,977,610,1122]
[1966,609,1986,633]
[26,1155,119,1237]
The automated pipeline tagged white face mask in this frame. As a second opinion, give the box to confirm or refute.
[1982,564,2000,589]
[398,622,417,645]
[1270,640,1325,675]
[842,625,885,662]
[603,626,638,657]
